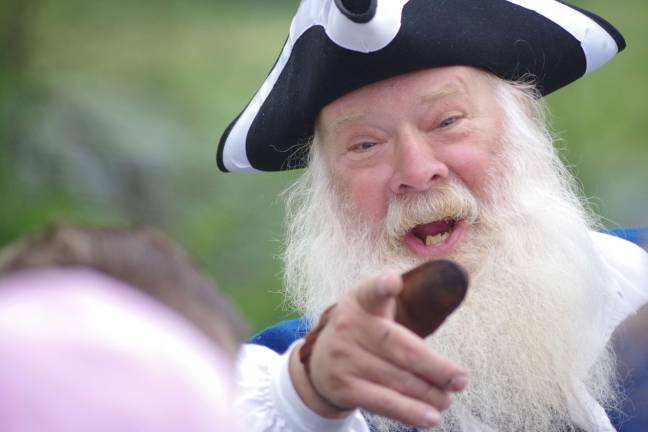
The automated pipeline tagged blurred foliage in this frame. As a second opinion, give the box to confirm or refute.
[1,0,647,332]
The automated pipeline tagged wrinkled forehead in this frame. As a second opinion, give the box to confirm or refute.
[315,66,496,135]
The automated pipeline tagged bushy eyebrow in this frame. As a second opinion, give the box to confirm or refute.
[417,86,464,106]
[418,79,468,105]
[328,113,369,134]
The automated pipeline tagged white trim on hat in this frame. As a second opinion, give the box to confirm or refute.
[325,0,409,53]
[222,0,410,172]
[504,0,618,74]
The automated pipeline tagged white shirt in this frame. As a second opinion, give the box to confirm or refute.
[236,233,648,432]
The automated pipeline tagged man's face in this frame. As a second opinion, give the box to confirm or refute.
[316,66,504,260]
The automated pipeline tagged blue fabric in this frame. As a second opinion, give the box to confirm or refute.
[603,227,648,250]
[612,335,648,432]
[248,227,648,430]
[248,317,310,354]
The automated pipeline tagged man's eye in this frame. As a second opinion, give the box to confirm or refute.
[350,142,377,152]
[439,116,460,128]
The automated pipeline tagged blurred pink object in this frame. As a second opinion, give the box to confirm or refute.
[0,267,242,432]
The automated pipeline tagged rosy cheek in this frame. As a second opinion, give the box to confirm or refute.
[446,146,494,198]
[342,169,392,223]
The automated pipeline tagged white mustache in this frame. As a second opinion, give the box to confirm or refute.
[383,182,480,241]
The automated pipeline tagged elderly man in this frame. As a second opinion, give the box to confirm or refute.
[217,1,648,431]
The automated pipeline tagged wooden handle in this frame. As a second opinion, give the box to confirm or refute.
[395,260,469,338]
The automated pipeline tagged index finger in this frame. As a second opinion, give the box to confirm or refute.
[352,271,403,318]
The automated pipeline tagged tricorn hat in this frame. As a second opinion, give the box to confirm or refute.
[217,0,625,173]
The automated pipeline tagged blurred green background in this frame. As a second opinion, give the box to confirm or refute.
[1,0,647,333]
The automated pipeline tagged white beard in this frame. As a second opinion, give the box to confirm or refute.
[281,81,618,431]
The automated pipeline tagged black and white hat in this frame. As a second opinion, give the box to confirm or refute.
[217,0,625,173]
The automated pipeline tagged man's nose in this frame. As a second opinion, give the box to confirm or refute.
[389,131,449,194]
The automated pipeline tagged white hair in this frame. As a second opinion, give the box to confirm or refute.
[281,72,619,431]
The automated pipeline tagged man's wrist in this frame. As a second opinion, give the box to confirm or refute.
[288,341,353,418]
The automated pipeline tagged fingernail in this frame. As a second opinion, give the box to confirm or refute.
[377,272,398,296]
[375,274,390,296]
[422,410,440,427]
[446,374,468,391]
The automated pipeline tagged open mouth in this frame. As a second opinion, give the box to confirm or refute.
[411,218,457,246]
[402,218,463,257]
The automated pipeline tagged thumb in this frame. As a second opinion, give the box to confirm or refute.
[352,271,403,318]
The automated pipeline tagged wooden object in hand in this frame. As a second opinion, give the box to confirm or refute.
[395,260,469,338]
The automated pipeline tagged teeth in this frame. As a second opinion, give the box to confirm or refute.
[425,231,449,246]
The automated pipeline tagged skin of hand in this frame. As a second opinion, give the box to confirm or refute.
[288,271,468,428]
